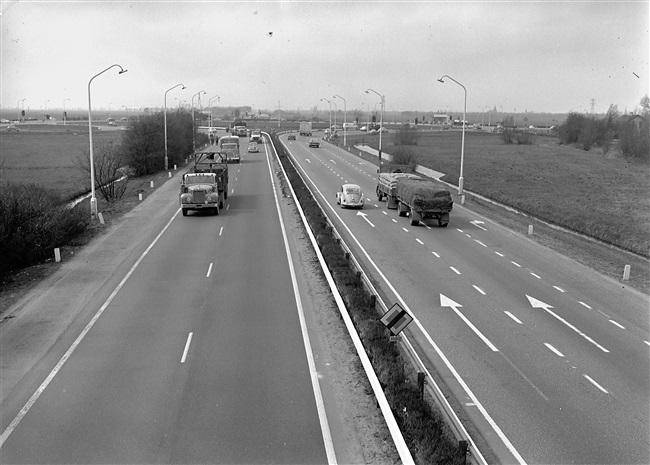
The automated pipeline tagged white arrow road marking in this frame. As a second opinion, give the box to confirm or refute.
[306,159,312,163]
[526,295,609,353]
[440,294,499,352]
[470,220,487,231]
[356,211,375,227]
[330,159,337,164]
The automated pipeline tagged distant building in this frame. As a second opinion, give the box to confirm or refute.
[433,114,450,124]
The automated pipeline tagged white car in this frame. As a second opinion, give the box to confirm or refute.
[247,142,259,153]
[336,184,364,209]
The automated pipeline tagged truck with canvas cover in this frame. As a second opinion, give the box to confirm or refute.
[299,121,312,136]
[395,177,453,227]
[180,151,229,216]
[376,164,422,209]
[219,135,241,163]
[229,120,247,137]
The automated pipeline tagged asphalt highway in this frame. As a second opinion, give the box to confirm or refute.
[281,131,650,465]
[0,137,337,463]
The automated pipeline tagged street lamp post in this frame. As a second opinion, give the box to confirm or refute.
[19,99,26,122]
[88,64,127,219]
[208,95,220,136]
[331,101,338,131]
[333,94,347,145]
[437,75,467,195]
[164,83,186,170]
[63,98,70,125]
[365,88,385,163]
[320,98,332,139]
[191,90,206,152]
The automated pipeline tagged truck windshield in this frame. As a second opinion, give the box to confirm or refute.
[187,175,214,184]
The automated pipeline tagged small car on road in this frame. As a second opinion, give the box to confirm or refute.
[308,139,320,148]
[288,134,296,140]
[336,184,364,209]
[247,142,259,153]
[5,125,20,132]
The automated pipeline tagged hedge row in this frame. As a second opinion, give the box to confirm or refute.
[270,133,466,465]
[0,183,89,276]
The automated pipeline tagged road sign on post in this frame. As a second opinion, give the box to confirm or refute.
[380,303,413,336]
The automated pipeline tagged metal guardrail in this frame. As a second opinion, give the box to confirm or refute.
[276,133,488,465]
[266,132,415,465]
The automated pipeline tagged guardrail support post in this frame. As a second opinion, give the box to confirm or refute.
[417,372,425,400]
[459,440,468,465]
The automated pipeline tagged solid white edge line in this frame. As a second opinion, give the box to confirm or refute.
[263,137,338,465]
[181,332,193,363]
[0,208,182,449]
[282,138,526,464]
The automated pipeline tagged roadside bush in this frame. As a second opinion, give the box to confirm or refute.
[270,133,463,464]
[0,183,89,276]
[557,112,617,151]
[394,125,422,146]
[619,117,649,161]
[514,129,536,145]
[501,128,515,144]
[391,147,419,166]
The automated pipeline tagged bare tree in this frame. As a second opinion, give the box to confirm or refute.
[75,140,130,202]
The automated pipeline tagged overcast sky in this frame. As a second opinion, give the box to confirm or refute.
[2,0,648,115]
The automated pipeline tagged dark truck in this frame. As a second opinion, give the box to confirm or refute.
[179,151,229,216]
[395,177,453,227]
[376,164,422,209]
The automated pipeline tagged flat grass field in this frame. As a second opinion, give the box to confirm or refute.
[1,123,124,201]
[345,129,650,258]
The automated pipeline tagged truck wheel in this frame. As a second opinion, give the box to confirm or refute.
[182,209,188,216]
[224,191,228,199]
[439,213,449,227]
[215,206,219,216]
[398,202,407,217]
[219,200,224,209]
[376,187,383,201]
